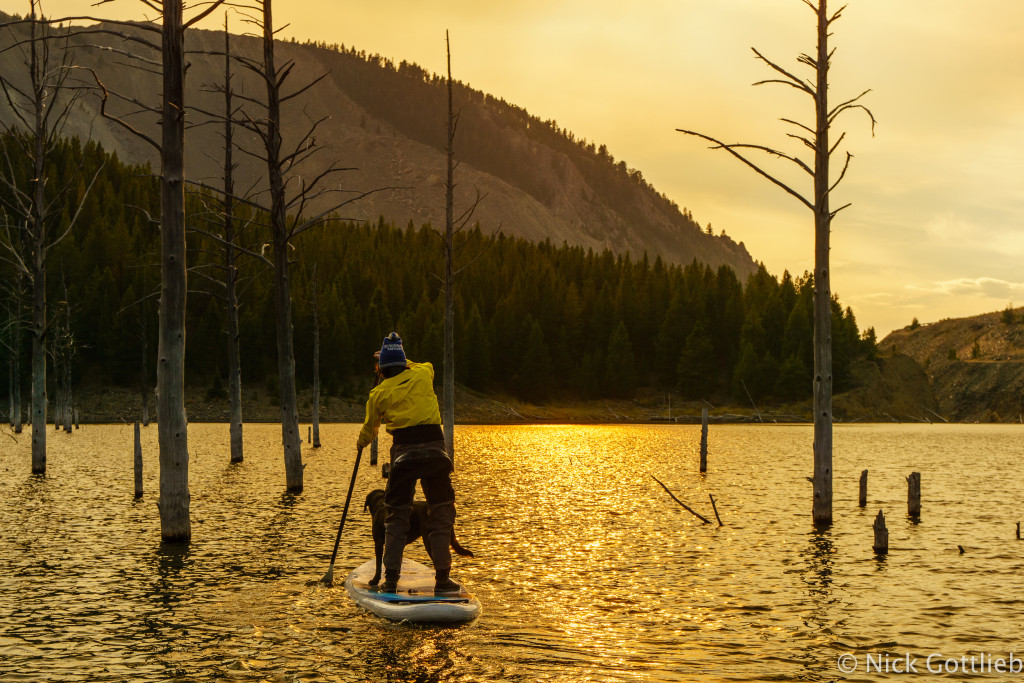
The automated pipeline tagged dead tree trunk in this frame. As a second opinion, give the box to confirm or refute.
[676,0,873,527]
[61,276,72,434]
[6,347,12,428]
[810,0,834,527]
[134,421,143,498]
[858,469,867,507]
[435,32,491,464]
[9,287,23,433]
[140,303,150,426]
[62,364,71,432]
[6,309,12,428]
[155,0,191,542]
[222,20,243,464]
[30,162,46,470]
[52,358,60,430]
[907,472,921,517]
[442,31,456,463]
[872,509,888,554]
[262,1,303,491]
[51,0,226,536]
[12,339,20,432]
[225,241,242,461]
[1,7,104,457]
[311,264,321,448]
[699,406,709,473]
[28,9,47,471]
[225,0,364,486]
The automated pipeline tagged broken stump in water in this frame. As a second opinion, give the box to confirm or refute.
[873,510,888,554]
[859,469,867,507]
[134,422,143,499]
[699,407,708,473]
[907,472,921,517]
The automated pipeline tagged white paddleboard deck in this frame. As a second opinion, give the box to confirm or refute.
[345,558,481,623]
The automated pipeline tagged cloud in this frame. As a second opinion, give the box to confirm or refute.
[906,277,1024,299]
[922,210,1024,258]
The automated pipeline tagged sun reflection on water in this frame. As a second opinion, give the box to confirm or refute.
[3,422,1024,680]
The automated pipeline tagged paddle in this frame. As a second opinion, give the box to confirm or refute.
[320,445,364,586]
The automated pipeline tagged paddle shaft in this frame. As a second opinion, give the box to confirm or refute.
[328,446,363,568]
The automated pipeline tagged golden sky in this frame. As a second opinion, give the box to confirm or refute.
[15,0,1024,336]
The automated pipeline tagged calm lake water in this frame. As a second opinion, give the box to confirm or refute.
[2,422,1024,682]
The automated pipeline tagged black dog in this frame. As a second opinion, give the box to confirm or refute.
[363,488,474,585]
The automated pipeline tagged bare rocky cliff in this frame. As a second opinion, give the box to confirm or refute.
[0,15,758,277]
[880,308,1024,422]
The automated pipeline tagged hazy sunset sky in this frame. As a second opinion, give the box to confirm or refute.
[16,0,1024,336]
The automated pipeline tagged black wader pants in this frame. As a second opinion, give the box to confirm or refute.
[382,439,456,583]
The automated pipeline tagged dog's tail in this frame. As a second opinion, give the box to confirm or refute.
[451,530,474,557]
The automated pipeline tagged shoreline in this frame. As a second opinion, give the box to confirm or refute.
[7,380,1008,427]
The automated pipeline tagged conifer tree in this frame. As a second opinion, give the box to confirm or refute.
[604,322,636,397]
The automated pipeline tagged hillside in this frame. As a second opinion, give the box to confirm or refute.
[0,13,757,278]
[880,308,1024,422]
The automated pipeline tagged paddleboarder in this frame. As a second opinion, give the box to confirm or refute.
[356,332,462,594]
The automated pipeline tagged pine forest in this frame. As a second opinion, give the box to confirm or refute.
[0,135,877,412]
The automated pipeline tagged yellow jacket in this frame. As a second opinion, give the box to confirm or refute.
[356,361,442,449]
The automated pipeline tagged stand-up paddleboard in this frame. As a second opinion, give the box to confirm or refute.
[344,558,481,623]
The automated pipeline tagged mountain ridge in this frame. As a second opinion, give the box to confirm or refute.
[0,13,758,277]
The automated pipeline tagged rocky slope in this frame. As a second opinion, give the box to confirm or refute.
[0,13,757,278]
[880,308,1024,422]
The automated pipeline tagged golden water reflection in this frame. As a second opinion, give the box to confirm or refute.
[2,422,1023,681]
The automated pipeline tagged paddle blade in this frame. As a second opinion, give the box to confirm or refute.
[320,564,335,586]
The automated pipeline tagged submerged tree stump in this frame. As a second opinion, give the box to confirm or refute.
[907,472,921,517]
[859,469,868,507]
[873,509,888,554]
[699,407,708,473]
[134,422,143,499]
[370,436,379,467]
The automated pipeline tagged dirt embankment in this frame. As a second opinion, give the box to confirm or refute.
[880,308,1024,422]
[833,354,939,422]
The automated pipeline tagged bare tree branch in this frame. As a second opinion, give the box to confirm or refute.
[83,67,161,150]
[752,47,814,95]
[676,128,816,211]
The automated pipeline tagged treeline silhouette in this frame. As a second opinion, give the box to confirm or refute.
[0,137,875,405]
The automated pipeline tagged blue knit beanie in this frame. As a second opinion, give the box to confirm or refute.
[377,332,407,369]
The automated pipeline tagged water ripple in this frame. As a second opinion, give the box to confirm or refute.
[2,423,1023,680]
